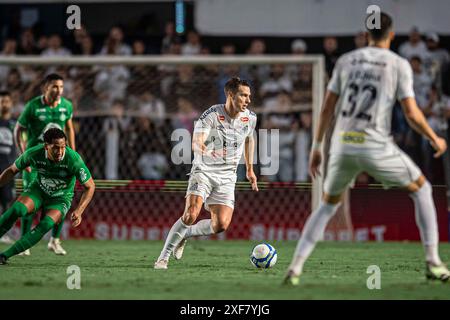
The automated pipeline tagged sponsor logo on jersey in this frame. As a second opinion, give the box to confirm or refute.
[240,117,249,122]
[79,168,87,182]
[60,114,67,121]
[340,131,366,144]
[199,107,217,120]
[59,108,67,112]
[189,182,198,191]
[218,115,225,121]
[38,176,68,195]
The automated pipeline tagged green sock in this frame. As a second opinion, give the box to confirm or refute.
[3,216,55,259]
[0,202,28,238]
[21,215,33,236]
[52,219,64,238]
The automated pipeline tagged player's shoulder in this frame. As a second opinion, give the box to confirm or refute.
[25,95,43,108]
[245,108,257,121]
[25,144,45,156]
[66,147,83,161]
[60,97,74,110]
[199,104,223,120]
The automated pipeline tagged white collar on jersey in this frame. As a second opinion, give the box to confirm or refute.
[41,95,61,107]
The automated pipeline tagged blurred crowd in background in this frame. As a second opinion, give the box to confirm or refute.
[0,21,449,189]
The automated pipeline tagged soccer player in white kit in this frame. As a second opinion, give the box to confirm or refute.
[155,77,258,269]
[284,12,450,285]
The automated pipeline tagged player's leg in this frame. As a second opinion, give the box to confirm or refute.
[20,169,37,249]
[0,208,62,264]
[0,196,36,238]
[284,154,360,285]
[0,181,15,244]
[154,194,204,268]
[47,216,67,255]
[365,145,449,281]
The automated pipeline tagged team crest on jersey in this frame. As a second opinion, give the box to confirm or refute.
[79,168,87,182]
[60,114,67,121]
[240,117,249,122]
[38,115,47,121]
[218,115,225,121]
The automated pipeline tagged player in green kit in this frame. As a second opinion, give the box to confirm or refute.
[0,128,95,265]
[15,73,76,256]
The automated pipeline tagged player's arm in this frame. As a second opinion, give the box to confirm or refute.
[400,97,447,158]
[65,119,76,151]
[309,90,340,178]
[0,163,20,187]
[14,123,27,155]
[70,177,95,228]
[244,133,258,191]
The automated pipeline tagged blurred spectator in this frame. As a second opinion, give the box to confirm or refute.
[424,32,450,89]
[165,65,198,111]
[292,63,313,104]
[181,30,202,55]
[161,21,178,54]
[398,26,428,61]
[411,56,433,110]
[0,38,17,84]
[221,43,236,55]
[171,96,199,133]
[41,34,71,56]
[37,35,48,53]
[261,90,296,182]
[295,111,312,181]
[354,31,367,49]
[2,68,22,91]
[217,64,242,103]
[17,28,40,55]
[71,25,94,55]
[291,39,307,55]
[132,40,146,55]
[136,92,166,124]
[260,64,293,103]
[94,65,130,108]
[100,26,132,55]
[322,36,340,78]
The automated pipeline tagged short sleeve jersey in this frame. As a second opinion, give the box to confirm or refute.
[327,47,415,154]
[15,144,91,198]
[18,96,73,149]
[192,104,257,173]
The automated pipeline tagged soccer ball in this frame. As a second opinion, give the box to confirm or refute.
[250,243,277,268]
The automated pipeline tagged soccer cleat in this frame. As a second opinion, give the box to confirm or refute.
[154,259,169,270]
[426,262,450,282]
[18,249,31,256]
[173,239,187,260]
[48,238,67,255]
[0,254,7,265]
[282,269,301,286]
[0,235,14,244]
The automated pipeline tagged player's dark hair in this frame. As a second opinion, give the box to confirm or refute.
[366,12,393,41]
[224,77,251,96]
[43,73,64,86]
[44,128,66,144]
[0,90,11,98]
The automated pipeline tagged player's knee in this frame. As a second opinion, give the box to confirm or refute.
[183,205,201,225]
[11,201,29,218]
[212,218,230,233]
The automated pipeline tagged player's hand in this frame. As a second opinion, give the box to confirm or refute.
[247,170,259,192]
[309,150,322,179]
[71,210,83,228]
[25,166,32,173]
[430,137,447,158]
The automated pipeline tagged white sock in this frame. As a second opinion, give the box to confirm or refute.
[185,219,215,238]
[409,181,442,265]
[158,218,188,261]
[289,201,339,275]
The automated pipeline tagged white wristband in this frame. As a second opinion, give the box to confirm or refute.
[311,141,322,151]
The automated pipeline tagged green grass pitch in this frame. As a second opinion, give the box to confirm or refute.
[1,240,450,299]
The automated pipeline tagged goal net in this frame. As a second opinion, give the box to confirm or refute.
[1,55,352,241]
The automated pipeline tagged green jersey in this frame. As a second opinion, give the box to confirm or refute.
[15,144,91,199]
[18,96,73,149]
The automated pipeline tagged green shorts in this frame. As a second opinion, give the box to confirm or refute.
[21,183,72,219]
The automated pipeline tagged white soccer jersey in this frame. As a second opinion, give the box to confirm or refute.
[327,46,415,155]
[192,104,257,173]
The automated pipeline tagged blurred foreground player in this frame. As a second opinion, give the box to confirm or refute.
[155,77,258,269]
[285,12,449,285]
[0,128,95,265]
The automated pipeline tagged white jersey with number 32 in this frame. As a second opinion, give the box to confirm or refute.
[327,47,415,155]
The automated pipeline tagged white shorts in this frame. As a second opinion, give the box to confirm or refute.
[324,143,422,196]
[186,171,236,212]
